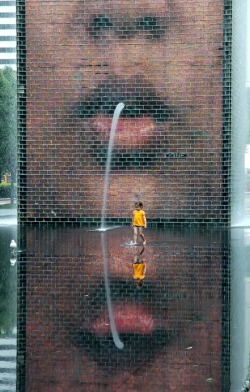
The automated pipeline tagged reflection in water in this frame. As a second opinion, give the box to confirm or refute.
[101,232,124,349]
[0,226,17,391]
[18,226,229,391]
[132,245,146,288]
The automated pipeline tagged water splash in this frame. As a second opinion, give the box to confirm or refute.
[100,102,125,230]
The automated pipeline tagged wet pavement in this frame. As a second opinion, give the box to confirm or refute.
[1,221,250,391]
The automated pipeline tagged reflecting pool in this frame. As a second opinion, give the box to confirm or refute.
[16,225,231,392]
[2,223,250,391]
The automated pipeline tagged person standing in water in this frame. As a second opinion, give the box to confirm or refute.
[132,202,147,245]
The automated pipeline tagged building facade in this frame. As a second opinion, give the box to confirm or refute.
[0,0,16,70]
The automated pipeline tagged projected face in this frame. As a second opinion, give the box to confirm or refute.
[62,2,221,149]
[27,0,223,216]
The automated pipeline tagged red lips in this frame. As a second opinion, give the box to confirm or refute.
[92,303,154,336]
[92,115,156,145]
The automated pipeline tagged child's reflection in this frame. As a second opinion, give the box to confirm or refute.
[132,245,146,288]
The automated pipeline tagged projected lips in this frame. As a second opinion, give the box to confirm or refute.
[76,78,183,168]
[92,303,154,335]
[77,78,179,135]
[93,115,156,145]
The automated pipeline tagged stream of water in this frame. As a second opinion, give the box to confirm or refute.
[99,102,125,231]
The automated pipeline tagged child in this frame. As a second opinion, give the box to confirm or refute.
[132,201,147,245]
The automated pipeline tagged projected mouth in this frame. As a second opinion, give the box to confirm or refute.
[92,115,158,145]
[92,303,155,335]
[67,281,182,370]
[77,80,176,122]
[76,78,182,139]
[75,77,185,168]
[70,302,178,371]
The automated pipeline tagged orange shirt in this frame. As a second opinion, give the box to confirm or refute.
[133,262,146,280]
[132,209,146,226]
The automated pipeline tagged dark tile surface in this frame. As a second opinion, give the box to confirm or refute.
[16,225,231,391]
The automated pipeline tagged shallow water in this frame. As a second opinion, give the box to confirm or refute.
[1,223,250,391]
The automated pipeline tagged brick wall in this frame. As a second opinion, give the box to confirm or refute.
[17,0,230,225]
